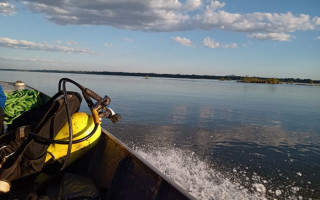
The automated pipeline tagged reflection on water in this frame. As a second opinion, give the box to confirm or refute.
[1,71,320,199]
[172,105,188,125]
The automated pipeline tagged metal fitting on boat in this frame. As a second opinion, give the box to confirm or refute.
[106,105,121,123]
[14,80,25,90]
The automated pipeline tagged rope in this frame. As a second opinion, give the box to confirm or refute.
[4,89,42,124]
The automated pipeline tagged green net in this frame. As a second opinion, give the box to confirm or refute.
[4,89,42,124]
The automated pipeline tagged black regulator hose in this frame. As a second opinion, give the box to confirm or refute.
[30,78,101,145]
[59,80,73,171]
[29,78,101,171]
[58,78,95,108]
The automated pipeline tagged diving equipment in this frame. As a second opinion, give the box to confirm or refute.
[45,112,101,163]
[0,78,121,194]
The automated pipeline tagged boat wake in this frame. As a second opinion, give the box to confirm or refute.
[134,146,268,200]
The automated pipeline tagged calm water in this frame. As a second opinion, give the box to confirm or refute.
[1,71,320,199]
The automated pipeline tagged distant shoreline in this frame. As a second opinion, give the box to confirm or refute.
[0,68,319,85]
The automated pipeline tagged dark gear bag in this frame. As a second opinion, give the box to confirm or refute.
[0,107,4,134]
[0,91,82,183]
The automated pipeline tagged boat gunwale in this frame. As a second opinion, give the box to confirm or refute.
[100,127,196,199]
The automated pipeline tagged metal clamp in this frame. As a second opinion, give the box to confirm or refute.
[0,145,16,168]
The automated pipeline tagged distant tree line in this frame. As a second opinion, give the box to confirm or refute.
[0,68,319,84]
[239,76,280,84]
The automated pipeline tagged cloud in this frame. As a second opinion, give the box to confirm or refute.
[104,42,114,48]
[0,37,95,54]
[195,10,316,33]
[0,2,16,15]
[0,56,54,63]
[313,17,320,25]
[20,0,320,41]
[0,55,78,70]
[317,36,320,40]
[123,38,133,42]
[203,37,219,48]
[66,40,78,45]
[183,0,202,11]
[203,37,237,48]
[248,33,293,41]
[172,36,193,47]
[208,0,225,10]
[23,0,188,31]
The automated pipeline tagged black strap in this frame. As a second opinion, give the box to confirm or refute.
[0,127,29,168]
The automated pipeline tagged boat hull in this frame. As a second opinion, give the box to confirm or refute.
[79,128,194,199]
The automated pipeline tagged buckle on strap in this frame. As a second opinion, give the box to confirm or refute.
[0,145,16,168]
[0,126,30,168]
[15,126,30,140]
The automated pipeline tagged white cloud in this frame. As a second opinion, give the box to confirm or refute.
[316,36,320,40]
[203,37,220,48]
[208,0,225,10]
[19,0,320,41]
[195,10,316,33]
[183,0,202,11]
[172,36,193,47]
[104,42,114,48]
[0,2,16,15]
[313,17,320,25]
[224,43,237,48]
[66,40,78,45]
[0,56,54,63]
[248,33,293,41]
[23,0,189,31]
[0,37,94,54]
[123,38,133,42]
[203,37,237,48]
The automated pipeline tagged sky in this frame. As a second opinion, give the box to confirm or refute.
[0,0,319,79]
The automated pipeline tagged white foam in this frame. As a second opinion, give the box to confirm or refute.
[252,183,266,194]
[275,189,282,196]
[134,146,268,200]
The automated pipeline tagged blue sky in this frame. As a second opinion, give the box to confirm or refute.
[0,0,319,79]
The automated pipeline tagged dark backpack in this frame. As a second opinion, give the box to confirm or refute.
[0,107,4,134]
[0,91,82,182]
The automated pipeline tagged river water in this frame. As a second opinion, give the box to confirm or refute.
[1,71,319,199]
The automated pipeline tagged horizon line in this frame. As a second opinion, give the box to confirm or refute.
[0,68,319,82]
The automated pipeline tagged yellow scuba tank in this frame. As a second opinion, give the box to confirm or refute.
[45,112,101,164]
